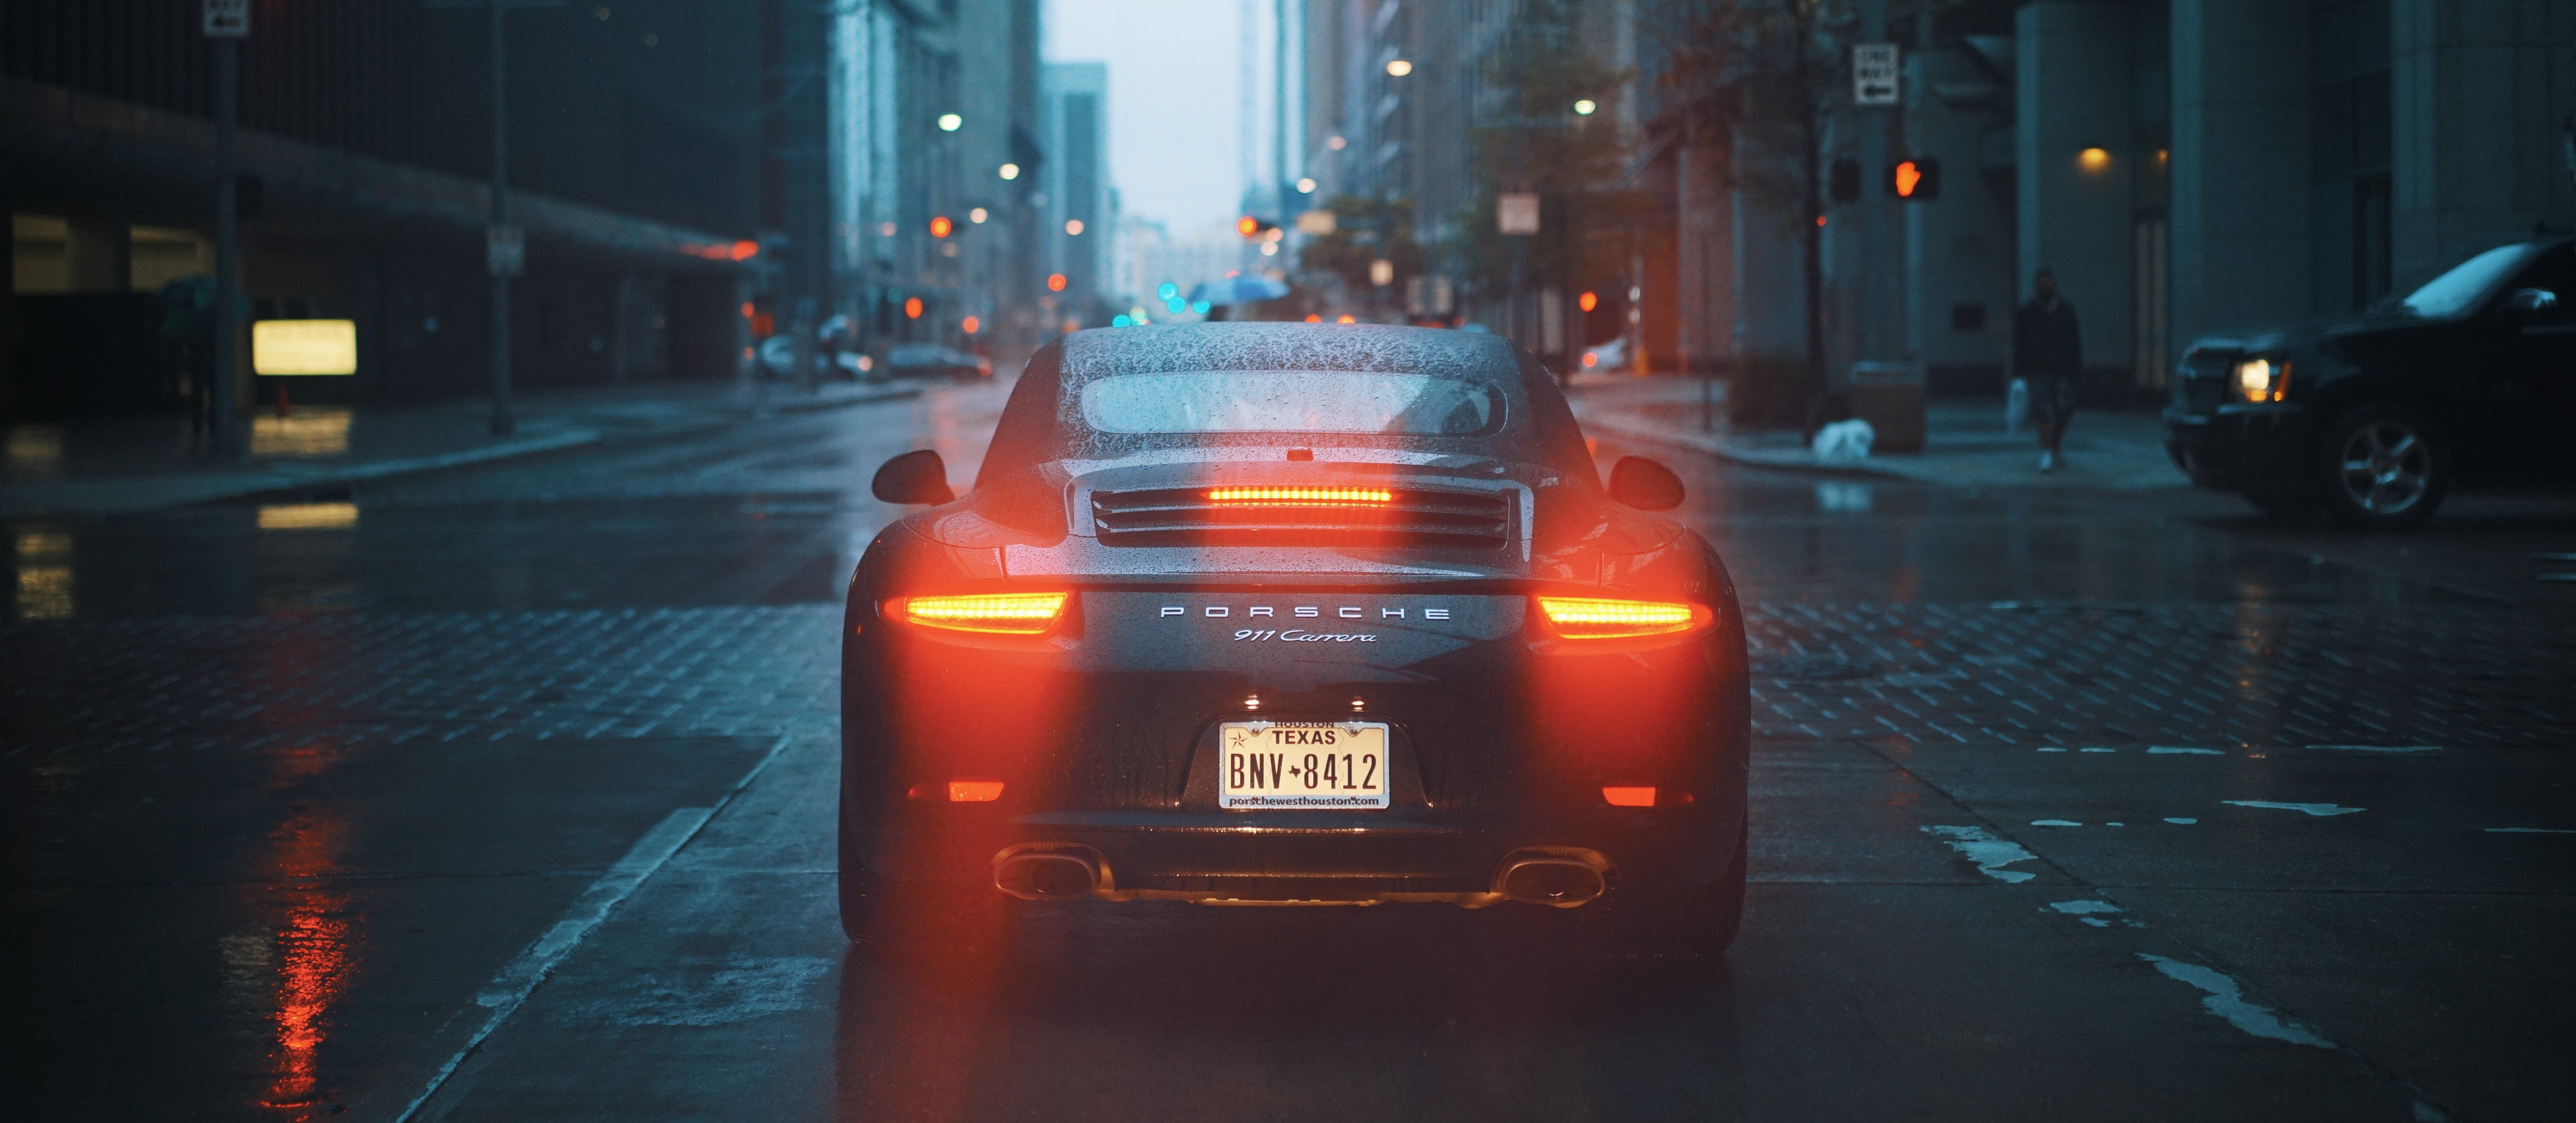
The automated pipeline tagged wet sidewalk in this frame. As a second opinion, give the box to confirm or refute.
[1,378,923,516]
[1565,375,2187,490]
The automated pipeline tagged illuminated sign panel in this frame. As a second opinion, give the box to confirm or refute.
[251,320,358,376]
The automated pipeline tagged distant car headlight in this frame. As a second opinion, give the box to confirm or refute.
[2234,357,2289,403]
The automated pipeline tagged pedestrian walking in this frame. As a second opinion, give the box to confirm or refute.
[2013,267,2081,472]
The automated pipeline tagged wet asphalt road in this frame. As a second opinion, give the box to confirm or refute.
[7,380,2576,1121]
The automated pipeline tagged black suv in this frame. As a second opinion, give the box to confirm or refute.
[2164,236,2576,528]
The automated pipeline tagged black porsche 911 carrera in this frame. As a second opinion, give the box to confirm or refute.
[840,323,1750,955]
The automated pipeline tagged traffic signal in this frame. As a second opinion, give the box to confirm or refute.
[1236,215,1278,239]
[1890,157,1941,200]
[1829,159,1860,203]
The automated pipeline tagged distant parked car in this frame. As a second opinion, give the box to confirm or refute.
[2163,236,2575,529]
[885,343,992,381]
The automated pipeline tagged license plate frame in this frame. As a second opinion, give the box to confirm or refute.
[1217,721,1392,810]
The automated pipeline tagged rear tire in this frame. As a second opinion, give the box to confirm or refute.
[1593,821,1748,958]
[2318,404,2448,531]
[838,804,1014,956]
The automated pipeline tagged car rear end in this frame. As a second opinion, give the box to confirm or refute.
[838,325,1750,951]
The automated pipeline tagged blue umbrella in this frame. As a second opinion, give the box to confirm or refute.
[1185,274,1292,307]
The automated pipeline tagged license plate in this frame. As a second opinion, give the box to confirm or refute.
[1218,721,1390,810]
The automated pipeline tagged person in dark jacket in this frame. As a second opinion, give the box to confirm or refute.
[2012,268,2081,471]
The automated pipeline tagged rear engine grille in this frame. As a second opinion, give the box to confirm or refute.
[1092,485,1513,548]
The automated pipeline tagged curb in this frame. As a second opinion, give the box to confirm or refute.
[0,383,926,517]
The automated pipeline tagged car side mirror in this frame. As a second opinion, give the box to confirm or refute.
[871,449,955,505]
[1607,456,1686,511]
[2502,288,2559,315]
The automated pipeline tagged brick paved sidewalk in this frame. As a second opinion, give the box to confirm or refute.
[1566,375,2187,491]
[1,378,922,517]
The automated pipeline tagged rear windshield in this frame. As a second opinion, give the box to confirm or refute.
[1079,371,1504,437]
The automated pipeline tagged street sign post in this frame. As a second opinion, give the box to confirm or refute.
[206,0,247,457]
[1854,43,1900,106]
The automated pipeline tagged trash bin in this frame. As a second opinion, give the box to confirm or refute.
[1846,360,1926,453]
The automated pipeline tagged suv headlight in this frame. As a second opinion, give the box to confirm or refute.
[2234,357,2289,403]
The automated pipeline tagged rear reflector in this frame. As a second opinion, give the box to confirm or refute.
[1535,596,1711,640]
[1601,786,1657,807]
[948,781,1005,802]
[890,592,1067,635]
[1206,486,1393,505]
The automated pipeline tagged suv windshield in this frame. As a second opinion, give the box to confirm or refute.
[1079,371,1503,436]
[2400,243,2533,317]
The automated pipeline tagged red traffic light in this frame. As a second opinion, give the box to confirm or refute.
[930,215,954,238]
[1236,215,1261,237]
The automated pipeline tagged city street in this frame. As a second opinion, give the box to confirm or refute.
[7,380,2574,1122]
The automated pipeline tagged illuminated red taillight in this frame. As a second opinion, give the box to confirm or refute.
[1206,486,1393,506]
[1534,596,1711,640]
[948,780,1005,802]
[1602,786,1657,807]
[888,592,1068,635]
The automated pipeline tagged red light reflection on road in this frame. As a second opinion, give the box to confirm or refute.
[253,807,356,1118]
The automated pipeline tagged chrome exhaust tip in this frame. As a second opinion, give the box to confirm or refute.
[1496,850,1609,907]
[993,845,1102,901]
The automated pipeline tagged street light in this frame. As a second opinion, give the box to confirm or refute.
[998,163,1020,180]
[1385,59,1412,77]
[1573,99,1597,115]
[937,113,962,132]
[1296,177,1317,193]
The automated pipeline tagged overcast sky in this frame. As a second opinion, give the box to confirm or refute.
[1046,0,1245,234]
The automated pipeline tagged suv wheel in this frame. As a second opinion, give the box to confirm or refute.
[2320,405,2447,530]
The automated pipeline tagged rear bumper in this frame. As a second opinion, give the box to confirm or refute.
[2162,405,2311,492]
[855,800,1743,903]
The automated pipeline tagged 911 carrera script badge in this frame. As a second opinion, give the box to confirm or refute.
[1233,628,1374,643]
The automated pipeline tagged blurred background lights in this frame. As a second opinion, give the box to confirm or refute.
[1296,177,1316,193]
[936,113,962,131]
[2078,147,2112,172]
[1385,59,1412,76]
[1065,220,1085,236]
[1157,282,1179,300]
[1573,99,1597,115]
[969,207,988,223]
[998,162,1020,180]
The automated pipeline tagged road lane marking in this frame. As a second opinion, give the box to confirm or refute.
[2305,744,2438,753]
[2048,899,2123,927]
[2148,746,2226,755]
[2223,800,2364,816]
[391,735,791,1122]
[2031,819,2081,827]
[2163,817,2198,825]
[2138,954,2334,1048]
[1921,825,2040,883]
[2485,827,2576,834]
